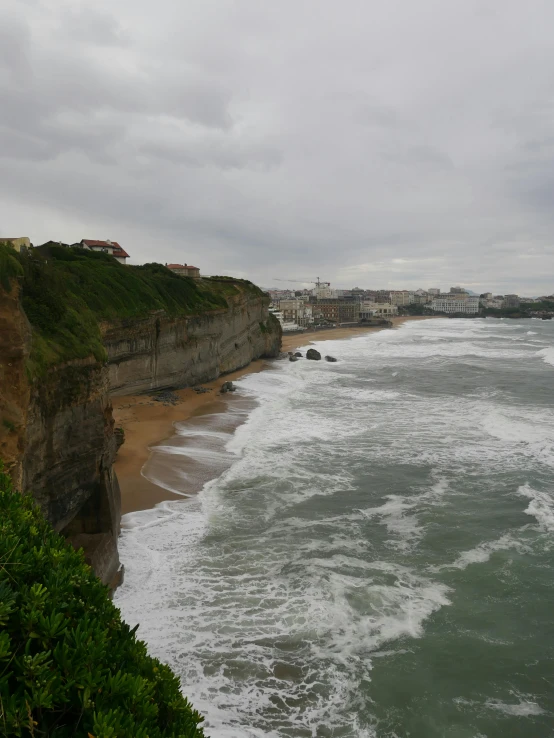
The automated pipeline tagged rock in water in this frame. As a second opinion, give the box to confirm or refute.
[220,381,236,393]
[294,352,303,357]
[306,349,321,361]
[289,355,299,362]
[325,355,337,362]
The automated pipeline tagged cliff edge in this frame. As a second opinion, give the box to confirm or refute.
[0,244,281,584]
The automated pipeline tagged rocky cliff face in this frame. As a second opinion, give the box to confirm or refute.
[104,288,281,395]
[0,284,122,586]
[23,360,122,588]
[0,274,280,586]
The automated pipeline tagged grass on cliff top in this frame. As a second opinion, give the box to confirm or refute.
[0,242,24,291]
[0,462,206,738]
[0,243,266,377]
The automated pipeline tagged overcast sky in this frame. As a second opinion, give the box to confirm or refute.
[1,0,554,294]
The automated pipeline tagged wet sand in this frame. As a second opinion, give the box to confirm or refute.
[113,361,267,514]
[113,316,434,514]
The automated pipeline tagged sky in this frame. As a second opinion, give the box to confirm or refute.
[1,0,554,295]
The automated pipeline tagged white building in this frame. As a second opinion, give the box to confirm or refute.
[360,301,398,318]
[81,239,130,264]
[430,297,479,314]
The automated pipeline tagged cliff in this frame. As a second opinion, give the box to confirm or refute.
[105,279,280,395]
[0,244,281,584]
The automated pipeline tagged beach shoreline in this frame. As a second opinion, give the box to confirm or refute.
[113,316,433,514]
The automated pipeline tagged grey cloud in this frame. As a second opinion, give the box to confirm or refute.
[1,0,554,293]
[55,7,130,47]
[140,134,282,171]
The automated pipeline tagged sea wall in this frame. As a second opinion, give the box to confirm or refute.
[104,290,281,396]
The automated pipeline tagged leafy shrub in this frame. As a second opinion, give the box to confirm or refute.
[0,464,206,737]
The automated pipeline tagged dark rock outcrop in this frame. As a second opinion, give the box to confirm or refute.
[294,352,302,357]
[306,348,322,361]
[220,381,236,393]
[289,355,299,362]
[325,355,337,362]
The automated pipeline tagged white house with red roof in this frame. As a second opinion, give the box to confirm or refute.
[81,239,130,264]
[165,263,200,279]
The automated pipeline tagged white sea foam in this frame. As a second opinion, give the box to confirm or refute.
[485,697,545,716]
[517,484,554,531]
[115,317,554,736]
[432,532,530,572]
[537,346,554,366]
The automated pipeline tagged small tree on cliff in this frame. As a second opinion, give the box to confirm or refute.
[0,463,205,738]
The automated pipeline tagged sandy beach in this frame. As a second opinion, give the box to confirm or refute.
[113,316,433,514]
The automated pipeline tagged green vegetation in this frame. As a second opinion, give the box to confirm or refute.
[482,300,554,318]
[205,276,265,298]
[0,243,23,292]
[2,419,15,433]
[0,463,205,737]
[397,304,427,316]
[0,243,268,377]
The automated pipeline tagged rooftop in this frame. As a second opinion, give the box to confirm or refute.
[82,239,130,258]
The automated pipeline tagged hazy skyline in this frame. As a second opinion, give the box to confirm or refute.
[1,0,554,294]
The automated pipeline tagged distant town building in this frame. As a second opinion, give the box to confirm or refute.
[315,298,359,324]
[1,237,30,252]
[166,263,201,279]
[450,286,468,294]
[312,285,336,299]
[279,299,313,327]
[428,288,440,295]
[430,297,479,314]
[503,294,520,308]
[412,292,431,305]
[81,239,130,264]
[480,296,504,309]
[365,290,392,304]
[360,302,398,318]
[390,290,415,306]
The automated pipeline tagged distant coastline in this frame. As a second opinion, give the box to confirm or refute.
[113,315,435,516]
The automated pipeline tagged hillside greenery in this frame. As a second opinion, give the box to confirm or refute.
[481,300,554,318]
[0,244,23,292]
[0,463,206,738]
[0,243,267,377]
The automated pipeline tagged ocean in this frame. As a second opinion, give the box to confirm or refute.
[115,318,554,738]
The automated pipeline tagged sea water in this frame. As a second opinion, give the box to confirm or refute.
[115,318,554,737]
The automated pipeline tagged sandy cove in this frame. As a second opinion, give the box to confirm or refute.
[113,316,434,514]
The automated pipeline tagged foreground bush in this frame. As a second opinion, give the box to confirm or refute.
[0,465,205,737]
